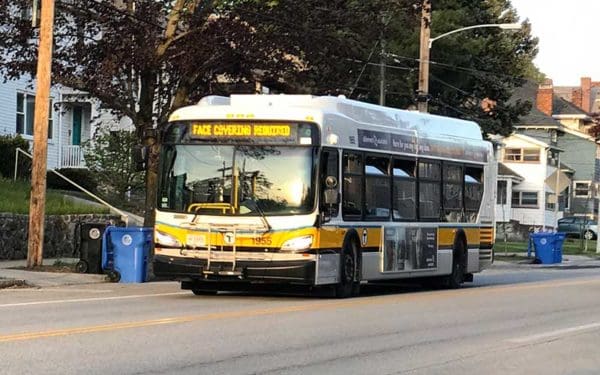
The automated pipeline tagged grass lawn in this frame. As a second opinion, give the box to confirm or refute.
[495,238,599,256]
[0,178,108,215]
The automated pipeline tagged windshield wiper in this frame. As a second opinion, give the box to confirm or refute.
[243,197,272,232]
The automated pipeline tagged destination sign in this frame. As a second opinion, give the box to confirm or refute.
[190,122,292,138]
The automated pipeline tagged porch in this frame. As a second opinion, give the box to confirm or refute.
[61,145,85,168]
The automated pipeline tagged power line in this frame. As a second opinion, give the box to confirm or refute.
[349,41,380,98]
[57,0,165,30]
[387,52,523,81]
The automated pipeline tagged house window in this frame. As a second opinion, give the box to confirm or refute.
[504,148,540,162]
[546,192,556,211]
[547,150,559,167]
[16,93,53,139]
[561,186,570,210]
[504,148,521,161]
[497,180,507,205]
[523,149,540,162]
[511,191,538,208]
[574,181,590,198]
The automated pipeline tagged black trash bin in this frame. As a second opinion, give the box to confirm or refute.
[75,223,108,274]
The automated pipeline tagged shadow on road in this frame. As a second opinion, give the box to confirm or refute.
[176,280,478,300]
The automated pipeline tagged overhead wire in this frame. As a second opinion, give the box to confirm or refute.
[55,0,524,111]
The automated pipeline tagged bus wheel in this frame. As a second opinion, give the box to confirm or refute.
[446,241,465,289]
[335,241,357,298]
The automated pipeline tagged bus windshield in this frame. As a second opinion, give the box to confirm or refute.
[158,145,316,215]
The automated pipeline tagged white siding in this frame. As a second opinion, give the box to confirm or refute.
[0,76,62,169]
[500,135,567,229]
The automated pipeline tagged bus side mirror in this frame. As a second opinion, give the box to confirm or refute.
[323,176,339,205]
[132,144,147,172]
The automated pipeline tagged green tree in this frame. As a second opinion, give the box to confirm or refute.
[340,0,540,136]
[82,129,145,203]
[0,0,540,223]
[0,0,304,224]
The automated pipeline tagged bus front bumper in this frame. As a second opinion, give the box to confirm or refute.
[153,253,321,285]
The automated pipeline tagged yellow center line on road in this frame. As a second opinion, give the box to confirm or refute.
[1,276,599,343]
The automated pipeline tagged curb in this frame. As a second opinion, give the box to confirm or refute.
[541,264,600,270]
[0,278,29,289]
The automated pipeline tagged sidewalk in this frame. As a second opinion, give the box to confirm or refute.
[0,258,107,289]
[491,252,600,270]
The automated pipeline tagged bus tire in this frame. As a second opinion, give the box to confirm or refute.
[335,239,358,298]
[445,239,466,289]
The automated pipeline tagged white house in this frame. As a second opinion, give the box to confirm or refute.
[0,75,132,170]
[495,133,569,230]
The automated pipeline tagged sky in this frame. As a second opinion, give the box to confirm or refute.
[510,0,600,86]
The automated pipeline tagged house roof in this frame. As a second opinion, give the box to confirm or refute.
[553,96,589,116]
[498,163,524,181]
[511,81,562,127]
[560,161,575,174]
[560,126,598,142]
[509,133,563,151]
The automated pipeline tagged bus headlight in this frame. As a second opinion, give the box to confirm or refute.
[155,230,182,248]
[280,235,313,252]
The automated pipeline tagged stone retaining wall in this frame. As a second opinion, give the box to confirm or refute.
[495,220,536,242]
[0,213,123,260]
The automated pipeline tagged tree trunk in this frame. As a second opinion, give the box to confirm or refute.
[143,137,160,227]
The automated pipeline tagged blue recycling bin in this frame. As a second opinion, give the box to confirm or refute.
[530,232,556,264]
[102,226,152,283]
[554,232,566,263]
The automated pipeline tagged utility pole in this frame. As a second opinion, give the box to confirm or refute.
[27,0,55,268]
[379,12,387,107]
[379,38,386,106]
[417,0,432,113]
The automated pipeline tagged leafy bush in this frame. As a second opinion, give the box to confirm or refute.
[82,129,145,201]
[46,168,98,193]
[0,135,31,179]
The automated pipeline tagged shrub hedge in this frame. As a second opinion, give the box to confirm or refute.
[0,135,31,179]
[46,168,98,193]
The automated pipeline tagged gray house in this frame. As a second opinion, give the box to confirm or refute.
[514,80,600,219]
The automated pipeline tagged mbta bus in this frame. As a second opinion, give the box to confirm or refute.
[153,94,496,297]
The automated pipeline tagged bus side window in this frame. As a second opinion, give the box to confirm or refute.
[365,154,391,220]
[465,166,484,222]
[392,158,416,220]
[321,148,339,217]
[443,164,463,222]
[342,151,363,219]
[418,161,441,221]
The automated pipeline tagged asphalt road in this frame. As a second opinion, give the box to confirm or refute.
[2,267,600,375]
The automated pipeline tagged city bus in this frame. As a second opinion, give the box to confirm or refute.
[153,94,496,297]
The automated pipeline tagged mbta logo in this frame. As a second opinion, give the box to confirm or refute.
[223,232,236,244]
